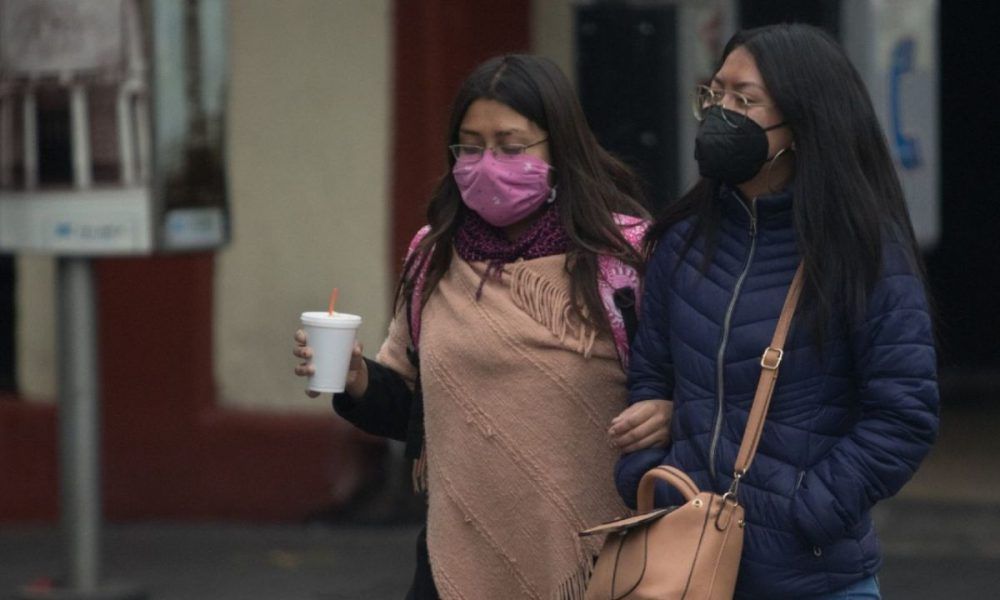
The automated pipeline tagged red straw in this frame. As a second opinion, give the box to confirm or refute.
[328,288,339,316]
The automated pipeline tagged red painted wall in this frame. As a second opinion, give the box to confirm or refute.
[0,398,58,519]
[0,255,383,522]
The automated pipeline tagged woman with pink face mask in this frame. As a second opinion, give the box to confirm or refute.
[293,54,670,599]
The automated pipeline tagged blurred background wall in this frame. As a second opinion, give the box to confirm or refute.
[13,1,395,410]
[217,0,392,412]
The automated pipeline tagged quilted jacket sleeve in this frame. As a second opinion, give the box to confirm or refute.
[627,236,677,403]
[615,236,676,507]
[791,243,940,546]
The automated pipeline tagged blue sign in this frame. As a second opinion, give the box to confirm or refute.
[889,37,922,170]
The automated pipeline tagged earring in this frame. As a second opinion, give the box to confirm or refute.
[765,146,794,193]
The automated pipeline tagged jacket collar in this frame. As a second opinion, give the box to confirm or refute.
[718,183,794,228]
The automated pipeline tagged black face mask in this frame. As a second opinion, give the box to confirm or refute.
[694,106,786,185]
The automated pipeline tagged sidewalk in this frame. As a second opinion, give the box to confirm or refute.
[2,498,998,600]
[0,523,421,600]
[3,405,998,599]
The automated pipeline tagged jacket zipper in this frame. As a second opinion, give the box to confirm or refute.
[708,198,758,485]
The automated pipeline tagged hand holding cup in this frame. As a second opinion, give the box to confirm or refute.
[296,308,363,394]
[293,329,368,398]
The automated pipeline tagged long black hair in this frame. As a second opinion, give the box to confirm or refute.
[399,54,648,334]
[647,23,927,338]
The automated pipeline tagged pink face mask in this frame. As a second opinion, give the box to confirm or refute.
[452,151,556,227]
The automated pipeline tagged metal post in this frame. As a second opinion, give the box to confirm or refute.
[58,257,101,592]
[61,94,100,593]
[62,100,98,590]
[16,262,146,600]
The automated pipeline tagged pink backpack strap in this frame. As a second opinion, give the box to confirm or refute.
[598,214,649,370]
[404,226,432,349]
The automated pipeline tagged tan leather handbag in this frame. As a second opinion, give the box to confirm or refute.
[580,266,804,600]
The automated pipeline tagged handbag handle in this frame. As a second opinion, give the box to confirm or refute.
[637,465,701,513]
[731,264,804,479]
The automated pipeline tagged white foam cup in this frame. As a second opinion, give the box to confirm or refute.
[300,311,363,393]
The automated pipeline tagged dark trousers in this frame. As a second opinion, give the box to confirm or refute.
[405,525,440,600]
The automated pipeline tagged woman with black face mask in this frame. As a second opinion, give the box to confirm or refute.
[615,24,938,599]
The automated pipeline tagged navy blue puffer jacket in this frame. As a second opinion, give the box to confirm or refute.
[616,187,939,598]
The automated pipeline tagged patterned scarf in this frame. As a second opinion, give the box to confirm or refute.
[453,206,570,298]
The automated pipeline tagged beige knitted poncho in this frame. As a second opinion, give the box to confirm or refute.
[377,250,629,600]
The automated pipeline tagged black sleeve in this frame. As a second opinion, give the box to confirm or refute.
[613,287,639,344]
[331,358,414,442]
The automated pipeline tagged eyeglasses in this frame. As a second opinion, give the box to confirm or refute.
[448,138,548,163]
[692,85,772,126]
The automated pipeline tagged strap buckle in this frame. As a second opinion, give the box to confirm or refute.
[720,470,743,506]
[725,470,744,499]
[760,346,784,370]
[717,472,743,531]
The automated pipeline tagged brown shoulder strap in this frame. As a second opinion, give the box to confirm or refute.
[732,263,805,478]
